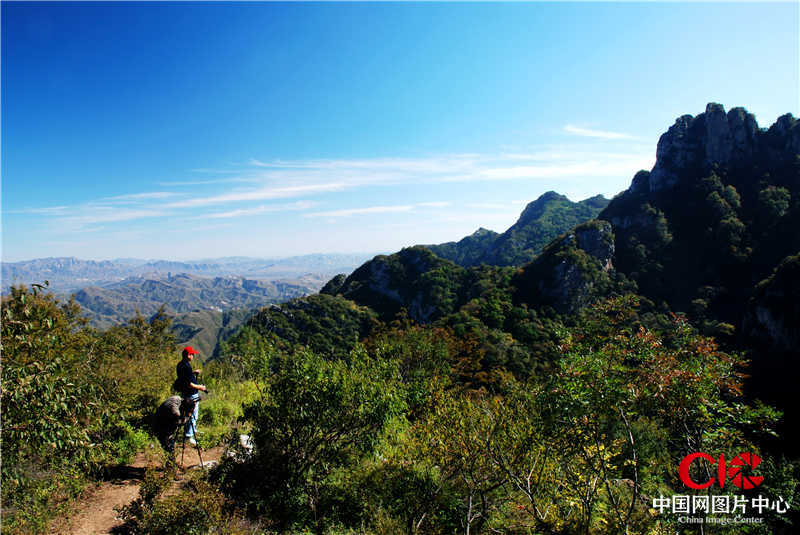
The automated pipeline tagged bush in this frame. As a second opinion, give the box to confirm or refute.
[1,466,87,535]
[224,346,406,530]
[118,469,232,535]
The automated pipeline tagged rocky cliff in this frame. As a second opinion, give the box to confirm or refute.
[635,103,798,194]
[513,220,619,314]
[601,102,799,378]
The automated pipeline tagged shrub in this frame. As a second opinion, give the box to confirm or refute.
[118,469,231,535]
[226,346,406,530]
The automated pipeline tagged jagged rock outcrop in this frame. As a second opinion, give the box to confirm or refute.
[642,103,797,193]
[764,113,800,160]
[600,103,799,373]
[513,220,617,314]
[575,223,615,271]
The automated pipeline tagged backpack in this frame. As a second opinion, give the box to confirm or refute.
[172,377,183,394]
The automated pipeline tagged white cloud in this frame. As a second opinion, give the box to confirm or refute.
[23,147,654,233]
[476,153,654,181]
[305,201,454,219]
[101,191,177,202]
[58,208,165,227]
[158,176,262,186]
[224,150,654,190]
[416,201,452,208]
[205,200,318,219]
[306,205,416,218]
[165,183,348,209]
[11,205,71,215]
[564,125,635,140]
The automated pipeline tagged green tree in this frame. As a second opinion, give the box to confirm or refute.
[2,285,100,488]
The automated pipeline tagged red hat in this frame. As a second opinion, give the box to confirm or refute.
[182,346,200,357]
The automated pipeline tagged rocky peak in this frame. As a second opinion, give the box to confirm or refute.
[647,103,761,192]
[320,273,347,295]
[765,113,800,155]
[513,220,617,315]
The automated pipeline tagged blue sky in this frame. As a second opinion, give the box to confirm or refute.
[2,2,798,262]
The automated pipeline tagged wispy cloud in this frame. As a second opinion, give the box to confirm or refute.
[58,208,166,227]
[23,146,653,231]
[416,201,452,208]
[306,201,452,219]
[205,200,318,219]
[158,177,263,186]
[306,205,416,218]
[101,191,177,202]
[229,150,653,189]
[165,183,348,209]
[10,205,71,215]
[479,155,653,181]
[564,125,635,140]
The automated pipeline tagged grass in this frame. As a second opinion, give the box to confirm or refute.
[195,377,260,448]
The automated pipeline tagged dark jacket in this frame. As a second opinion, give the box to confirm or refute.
[176,359,198,397]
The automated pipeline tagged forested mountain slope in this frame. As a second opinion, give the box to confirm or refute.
[601,104,799,337]
[424,191,609,267]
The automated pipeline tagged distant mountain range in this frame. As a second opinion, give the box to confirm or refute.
[1,253,377,354]
[71,272,326,330]
[424,192,609,267]
[1,253,376,294]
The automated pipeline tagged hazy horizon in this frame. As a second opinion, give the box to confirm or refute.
[2,251,386,264]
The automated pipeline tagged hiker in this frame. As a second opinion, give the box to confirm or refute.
[154,395,191,453]
[176,346,207,446]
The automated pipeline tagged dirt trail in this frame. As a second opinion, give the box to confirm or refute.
[50,445,224,535]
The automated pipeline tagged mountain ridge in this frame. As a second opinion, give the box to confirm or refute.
[2,253,377,293]
[423,191,609,267]
[71,272,324,330]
